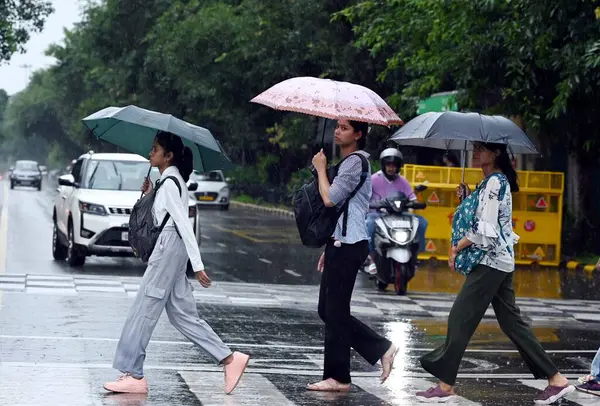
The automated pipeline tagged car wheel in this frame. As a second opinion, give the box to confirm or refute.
[37,183,42,191]
[10,181,14,190]
[67,223,86,267]
[220,204,229,211]
[52,221,68,261]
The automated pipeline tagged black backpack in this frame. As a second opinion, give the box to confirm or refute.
[293,153,369,248]
[129,176,182,262]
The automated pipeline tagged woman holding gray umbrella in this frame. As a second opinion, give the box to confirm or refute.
[104,131,249,395]
[415,142,574,404]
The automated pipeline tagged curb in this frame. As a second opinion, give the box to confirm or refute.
[231,201,295,219]
[564,260,598,273]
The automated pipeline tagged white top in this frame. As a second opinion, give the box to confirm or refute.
[152,166,204,272]
[465,175,520,273]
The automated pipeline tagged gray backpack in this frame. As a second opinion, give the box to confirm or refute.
[128,176,181,262]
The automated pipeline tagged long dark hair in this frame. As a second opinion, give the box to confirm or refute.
[155,131,194,182]
[480,142,519,192]
[349,120,368,150]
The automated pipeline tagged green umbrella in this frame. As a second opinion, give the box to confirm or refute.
[82,105,232,172]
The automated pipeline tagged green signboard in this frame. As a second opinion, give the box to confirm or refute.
[417,91,458,114]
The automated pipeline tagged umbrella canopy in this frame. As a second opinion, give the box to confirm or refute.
[390,112,539,154]
[82,105,232,172]
[251,76,403,126]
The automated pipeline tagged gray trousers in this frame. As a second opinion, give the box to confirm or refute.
[113,228,232,377]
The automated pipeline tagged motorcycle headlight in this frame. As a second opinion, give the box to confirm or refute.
[391,229,411,244]
[79,201,107,216]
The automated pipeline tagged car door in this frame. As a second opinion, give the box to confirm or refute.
[57,159,84,235]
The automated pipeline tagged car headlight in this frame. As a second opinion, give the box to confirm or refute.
[79,201,108,216]
[220,186,229,194]
[391,229,411,244]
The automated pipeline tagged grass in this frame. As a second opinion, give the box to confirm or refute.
[232,194,292,211]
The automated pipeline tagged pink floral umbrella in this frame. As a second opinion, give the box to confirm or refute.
[251,76,403,126]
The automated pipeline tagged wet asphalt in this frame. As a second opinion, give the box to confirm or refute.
[0,176,599,406]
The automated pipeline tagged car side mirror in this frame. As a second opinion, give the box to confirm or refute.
[58,174,77,187]
[8,167,13,173]
[188,181,198,192]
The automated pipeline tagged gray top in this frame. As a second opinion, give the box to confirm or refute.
[328,151,371,244]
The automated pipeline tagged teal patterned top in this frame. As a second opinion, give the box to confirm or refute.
[452,173,519,274]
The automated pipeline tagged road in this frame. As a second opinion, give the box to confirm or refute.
[0,177,599,405]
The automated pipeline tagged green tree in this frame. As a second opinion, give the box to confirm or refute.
[0,0,54,62]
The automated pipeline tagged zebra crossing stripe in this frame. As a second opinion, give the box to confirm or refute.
[179,370,295,405]
[518,379,596,405]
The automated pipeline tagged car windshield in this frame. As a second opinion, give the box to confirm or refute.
[191,171,224,182]
[15,162,38,171]
[83,160,154,191]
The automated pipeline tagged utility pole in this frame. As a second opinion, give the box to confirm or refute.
[19,64,33,85]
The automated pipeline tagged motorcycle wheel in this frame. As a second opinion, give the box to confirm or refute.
[394,263,409,296]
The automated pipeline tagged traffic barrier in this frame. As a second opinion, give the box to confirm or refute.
[401,165,565,266]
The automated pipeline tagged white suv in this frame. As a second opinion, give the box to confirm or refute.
[52,152,201,267]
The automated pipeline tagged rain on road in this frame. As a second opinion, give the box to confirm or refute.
[0,177,599,405]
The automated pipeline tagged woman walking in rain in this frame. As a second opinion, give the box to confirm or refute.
[416,142,574,404]
[307,119,398,392]
[104,131,249,394]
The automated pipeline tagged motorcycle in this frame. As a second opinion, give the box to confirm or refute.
[366,186,427,295]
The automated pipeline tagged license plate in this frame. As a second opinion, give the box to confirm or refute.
[121,232,128,241]
[198,196,215,201]
[390,219,411,228]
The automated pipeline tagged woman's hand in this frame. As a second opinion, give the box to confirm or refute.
[196,270,212,288]
[312,149,327,173]
[448,246,459,271]
[456,183,471,200]
[317,252,325,273]
[141,177,153,195]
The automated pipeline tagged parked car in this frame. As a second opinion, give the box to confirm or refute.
[52,152,201,267]
[10,160,43,190]
[187,170,230,210]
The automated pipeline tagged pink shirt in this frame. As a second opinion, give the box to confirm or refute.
[370,171,416,203]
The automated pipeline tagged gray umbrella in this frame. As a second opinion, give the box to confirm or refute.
[390,111,539,154]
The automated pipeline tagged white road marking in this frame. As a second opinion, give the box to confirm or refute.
[181,370,295,406]
[353,376,481,405]
[284,269,301,277]
[0,181,9,312]
[0,361,587,379]
[0,335,596,353]
[519,379,595,405]
[259,258,272,264]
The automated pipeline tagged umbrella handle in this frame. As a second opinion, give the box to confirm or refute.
[139,165,152,200]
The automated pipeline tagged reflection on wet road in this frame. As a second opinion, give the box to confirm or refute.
[0,178,599,405]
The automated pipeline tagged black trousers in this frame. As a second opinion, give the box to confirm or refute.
[420,264,559,386]
[318,239,392,384]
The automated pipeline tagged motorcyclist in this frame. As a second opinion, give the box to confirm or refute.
[365,148,428,274]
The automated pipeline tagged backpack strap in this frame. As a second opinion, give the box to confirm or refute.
[340,153,369,237]
[154,176,183,236]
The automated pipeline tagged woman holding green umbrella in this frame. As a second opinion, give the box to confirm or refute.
[103,131,249,395]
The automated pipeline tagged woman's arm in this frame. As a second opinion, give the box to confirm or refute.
[162,180,205,272]
[464,176,502,247]
[316,166,335,207]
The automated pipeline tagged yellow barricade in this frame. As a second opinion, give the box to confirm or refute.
[401,165,565,267]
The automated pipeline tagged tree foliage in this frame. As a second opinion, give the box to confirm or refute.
[0,0,54,62]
